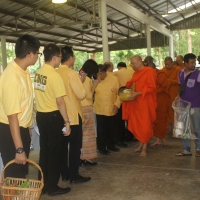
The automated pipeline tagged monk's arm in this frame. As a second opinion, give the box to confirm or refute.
[157,73,168,94]
[167,69,181,86]
[141,71,157,97]
[167,78,179,85]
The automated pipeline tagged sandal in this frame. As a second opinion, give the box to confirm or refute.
[175,152,192,156]
[195,150,200,157]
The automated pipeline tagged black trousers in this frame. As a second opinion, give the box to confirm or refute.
[0,122,30,178]
[115,105,126,143]
[61,115,82,181]
[96,114,115,150]
[36,111,64,193]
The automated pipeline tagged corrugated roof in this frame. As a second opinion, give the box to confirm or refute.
[0,0,200,52]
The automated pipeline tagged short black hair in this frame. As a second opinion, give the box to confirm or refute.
[43,43,60,62]
[164,56,173,63]
[61,46,74,63]
[144,56,154,64]
[184,53,196,63]
[99,64,107,72]
[81,59,99,79]
[117,62,126,68]
[15,34,40,59]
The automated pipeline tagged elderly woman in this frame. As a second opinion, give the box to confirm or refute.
[80,59,99,166]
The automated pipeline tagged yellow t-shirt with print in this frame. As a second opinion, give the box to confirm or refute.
[0,61,34,128]
[34,64,66,112]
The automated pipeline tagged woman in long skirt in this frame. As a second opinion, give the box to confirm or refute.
[80,59,99,166]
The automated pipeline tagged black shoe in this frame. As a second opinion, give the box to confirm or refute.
[70,175,91,184]
[48,186,71,196]
[83,160,97,166]
[107,146,120,152]
[80,159,85,166]
[115,142,128,148]
[98,149,111,155]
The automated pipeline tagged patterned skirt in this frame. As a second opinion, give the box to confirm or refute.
[81,105,97,160]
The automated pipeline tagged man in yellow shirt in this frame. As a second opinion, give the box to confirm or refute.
[57,46,91,184]
[104,61,114,76]
[94,64,121,155]
[0,35,40,178]
[113,62,134,147]
[34,43,71,196]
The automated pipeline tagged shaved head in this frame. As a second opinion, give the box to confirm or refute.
[132,55,142,62]
[165,56,173,70]
[130,55,144,71]
[176,55,184,66]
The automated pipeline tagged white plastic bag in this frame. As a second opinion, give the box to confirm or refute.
[172,99,197,140]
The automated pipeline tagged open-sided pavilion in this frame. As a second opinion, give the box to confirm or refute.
[1,0,200,69]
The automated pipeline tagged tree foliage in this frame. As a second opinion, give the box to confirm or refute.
[1,28,200,73]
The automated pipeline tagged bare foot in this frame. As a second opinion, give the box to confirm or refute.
[134,142,143,152]
[162,139,167,146]
[140,149,147,156]
[151,140,162,146]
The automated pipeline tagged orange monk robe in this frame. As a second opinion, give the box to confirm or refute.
[122,67,157,143]
[153,70,170,139]
[162,66,181,124]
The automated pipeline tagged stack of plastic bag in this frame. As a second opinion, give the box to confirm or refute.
[172,99,197,140]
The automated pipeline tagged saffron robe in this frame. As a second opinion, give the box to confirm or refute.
[162,66,181,124]
[153,70,170,139]
[122,67,157,143]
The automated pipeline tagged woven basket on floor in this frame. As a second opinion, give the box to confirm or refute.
[0,159,44,200]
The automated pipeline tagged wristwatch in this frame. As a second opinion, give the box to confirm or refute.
[65,118,71,124]
[16,147,24,154]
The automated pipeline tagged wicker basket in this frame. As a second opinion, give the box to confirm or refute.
[0,159,44,200]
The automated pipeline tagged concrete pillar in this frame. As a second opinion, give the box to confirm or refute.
[1,35,7,70]
[100,0,110,62]
[146,24,151,56]
[169,33,174,60]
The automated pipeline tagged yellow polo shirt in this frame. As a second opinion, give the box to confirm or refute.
[57,65,86,125]
[34,64,66,112]
[113,68,134,87]
[81,76,93,106]
[0,61,33,128]
[127,64,134,71]
[94,74,121,116]
[107,71,114,76]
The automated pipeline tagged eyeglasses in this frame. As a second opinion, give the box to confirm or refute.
[37,52,43,57]
[57,55,63,59]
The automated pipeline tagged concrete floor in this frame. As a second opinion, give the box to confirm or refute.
[1,135,200,200]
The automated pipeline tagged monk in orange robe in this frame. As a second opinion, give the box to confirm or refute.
[146,63,170,146]
[162,57,181,133]
[176,55,185,69]
[122,55,157,156]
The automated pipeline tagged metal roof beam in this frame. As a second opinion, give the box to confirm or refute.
[106,0,171,36]
[66,2,139,33]
[131,0,172,26]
